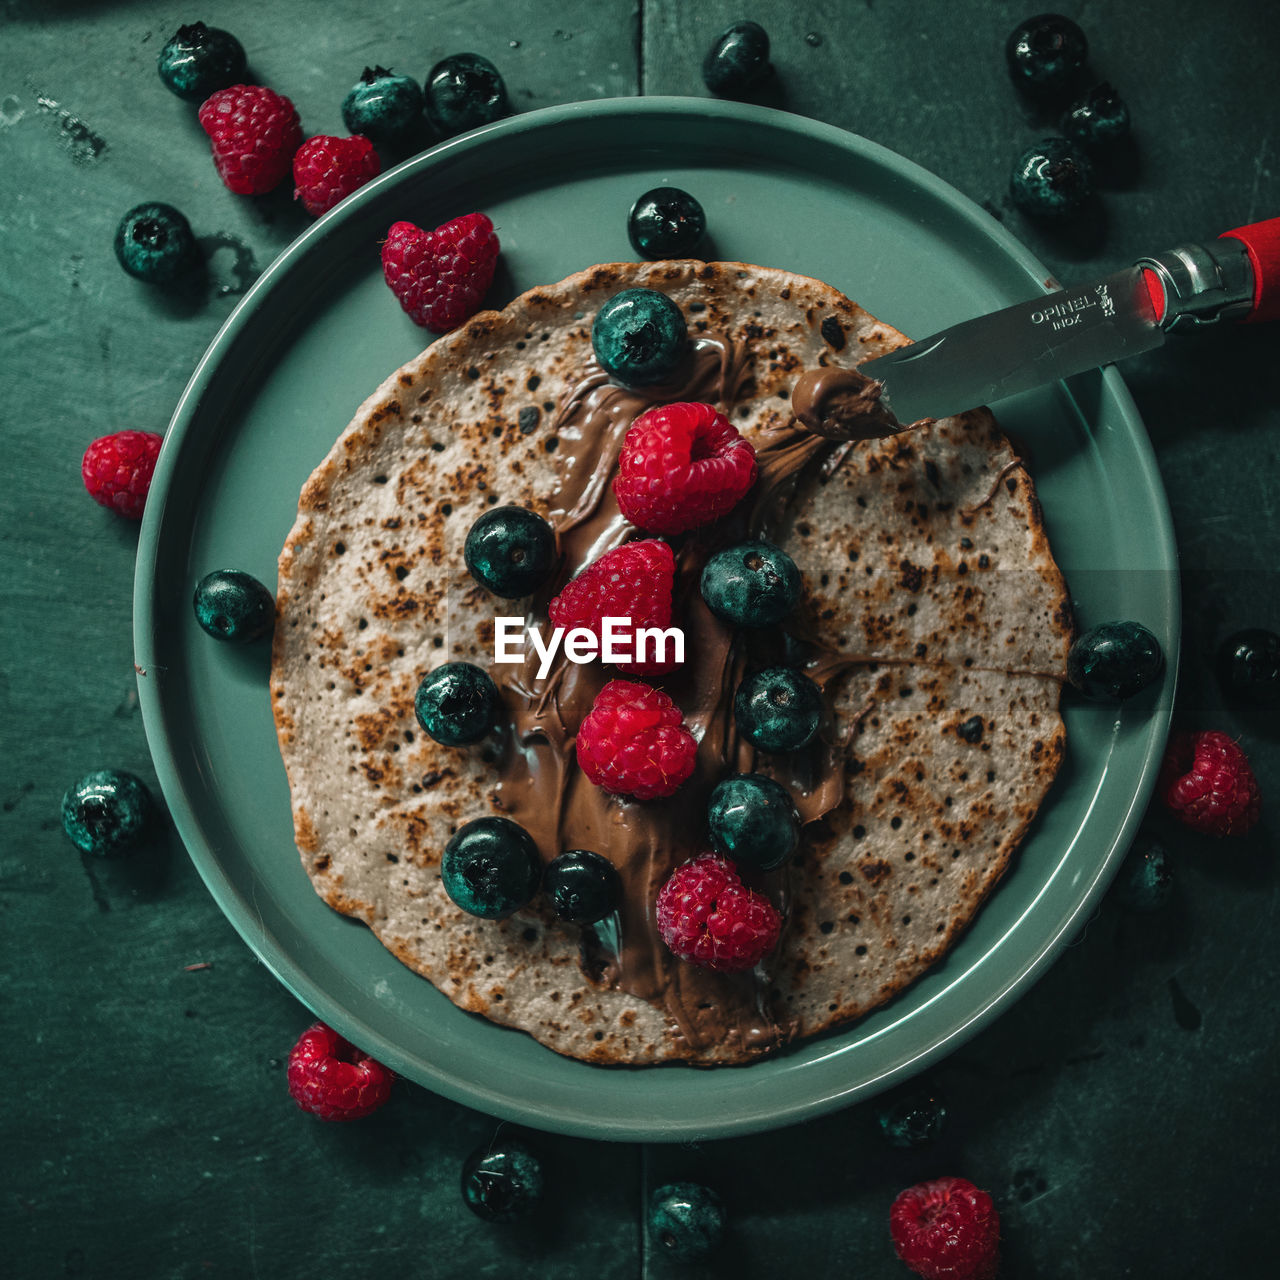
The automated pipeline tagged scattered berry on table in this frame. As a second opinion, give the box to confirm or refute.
[198,84,302,196]
[414,661,500,746]
[648,1181,726,1262]
[381,212,500,333]
[707,773,800,871]
[890,1176,1001,1280]
[656,851,781,972]
[1060,82,1131,150]
[734,666,823,752]
[192,569,275,643]
[548,539,679,675]
[1117,840,1172,913]
[442,817,542,919]
[464,505,556,598]
[1066,620,1163,700]
[113,203,199,283]
[342,66,425,148]
[1010,136,1093,218]
[544,849,620,924]
[576,679,698,800]
[81,429,162,519]
[1005,13,1088,100]
[286,1022,392,1122]
[424,52,511,138]
[875,1084,948,1149]
[613,401,757,535]
[61,770,154,857]
[1158,729,1260,837]
[627,186,707,259]
[702,20,772,98]
[1216,628,1280,704]
[292,134,381,217]
[157,22,246,102]
[461,1136,544,1222]
[590,288,689,387]
[701,539,800,628]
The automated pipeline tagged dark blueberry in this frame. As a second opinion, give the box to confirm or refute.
[1010,136,1094,219]
[702,20,772,98]
[414,662,500,746]
[1216,628,1280,705]
[442,817,541,919]
[1005,13,1088,100]
[648,1182,726,1262]
[156,22,246,101]
[544,849,619,924]
[1117,841,1172,913]
[424,53,511,138]
[627,187,707,260]
[1066,620,1163,699]
[1060,82,1131,150]
[193,569,275,643]
[700,540,800,628]
[875,1084,948,1148]
[114,203,199,284]
[61,770,153,857]
[461,1137,544,1222]
[464,506,556,598]
[734,667,822,753]
[590,288,688,387]
[707,773,800,871]
[342,66,425,147]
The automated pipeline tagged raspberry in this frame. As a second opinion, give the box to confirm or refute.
[548,539,679,674]
[81,430,162,519]
[198,84,303,196]
[380,213,499,333]
[889,1176,1001,1280]
[1158,729,1261,837]
[613,401,757,535]
[576,679,697,800]
[655,852,781,973]
[286,1022,393,1122]
[292,134,381,217]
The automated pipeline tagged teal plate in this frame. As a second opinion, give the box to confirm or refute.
[134,98,1178,1142]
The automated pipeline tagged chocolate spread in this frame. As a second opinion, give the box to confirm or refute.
[791,365,899,441]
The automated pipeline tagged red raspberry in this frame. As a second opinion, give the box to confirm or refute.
[655,852,781,973]
[380,213,500,333]
[613,401,757,535]
[292,134,381,217]
[286,1022,393,1122]
[548,539,679,675]
[890,1176,1001,1280]
[198,85,303,196]
[81,430,162,519]
[1158,729,1261,837]
[576,679,697,800]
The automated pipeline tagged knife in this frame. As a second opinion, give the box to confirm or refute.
[858,217,1280,424]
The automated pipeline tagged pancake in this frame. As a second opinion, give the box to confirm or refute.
[270,259,1072,1065]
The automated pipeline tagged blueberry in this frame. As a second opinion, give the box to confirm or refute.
[1005,13,1088,100]
[61,770,154,857]
[734,667,823,753]
[414,662,500,746]
[707,774,800,871]
[464,506,556,598]
[544,849,619,924]
[648,1182,726,1262]
[702,20,772,98]
[1010,136,1094,218]
[461,1137,544,1222]
[424,53,510,138]
[1060,82,1131,151]
[114,203,199,284]
[443,817,541,919]
[157,22,246,102]
[590,288,688,387]
[628,187,707,260]
[1067,621,1163,700]
[1117,841,1172,913]
[875,1084,948,1148]
[342,66,425,147]
[701,540,800,628]
[1216,628,1280,705]
[193,569,275,643]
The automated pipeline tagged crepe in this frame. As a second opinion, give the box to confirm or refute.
[270,259,1071,1065]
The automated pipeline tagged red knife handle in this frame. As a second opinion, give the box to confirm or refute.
[1220,217,1280,323]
